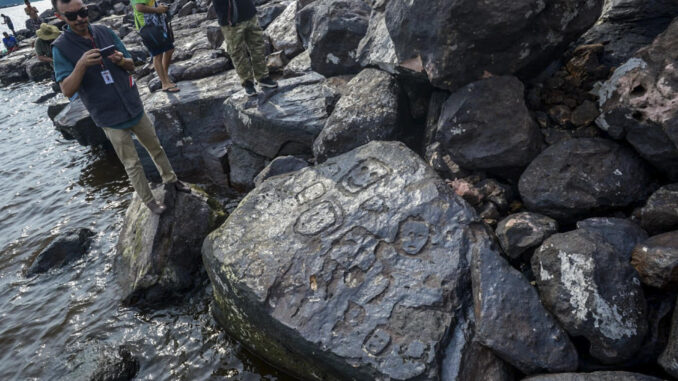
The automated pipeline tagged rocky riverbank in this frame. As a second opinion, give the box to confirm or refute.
[5,0,678,379]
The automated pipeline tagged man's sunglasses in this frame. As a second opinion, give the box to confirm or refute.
[63,7,88,21]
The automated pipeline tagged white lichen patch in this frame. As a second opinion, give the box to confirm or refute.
[558,250,637,340]
[597,58,648,106]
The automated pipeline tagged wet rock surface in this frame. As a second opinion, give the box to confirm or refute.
[495,212,558,259]
[532,229,648,363]
[116,185,221,307]
[659,296,678,378]
[576,217,648,261]
[524,371,662,381]
[471,225,578,374]
[518,138,652,222]
[596,18,678,179]
[426,76,542,176]
[313,68,403,163]
[52,98,110,149]
[203,141,483,380]
[384,0,603,90]
[26,228,95,277]
[631,231,678,289]
[639,184,678,234]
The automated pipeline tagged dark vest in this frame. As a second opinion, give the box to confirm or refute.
[52,25,143,128]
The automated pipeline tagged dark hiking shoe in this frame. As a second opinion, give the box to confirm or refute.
[257,76,278,88]
[172,180,191,193]
[146,200,167,215]
[243,80,257,96]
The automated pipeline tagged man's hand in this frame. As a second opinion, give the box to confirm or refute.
[77,49,102,68]
[107,50,124,64]
[156,4,168,13]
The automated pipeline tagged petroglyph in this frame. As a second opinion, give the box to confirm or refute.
[339,158,390,193]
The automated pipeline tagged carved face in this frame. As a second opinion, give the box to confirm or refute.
[340,159,389,194]
[400,220,429,255]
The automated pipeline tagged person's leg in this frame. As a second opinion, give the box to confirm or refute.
[221,23,254,84]
[130,113,178,184]
[243,17,270,82]
[162,48,175,88]
[153,53,173,91]
[102,126,155,204]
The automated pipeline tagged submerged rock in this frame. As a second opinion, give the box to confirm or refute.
[596,18,678,179]
[89,346,139,381]
[116,184,222,307]
[203,141,487,379]
[26,228,95,277]
[426,76,542,176]
[471,225,578,374]
[518,138,651,222]
[631,231,678,289]
[495,212,558,259]
[532,229,648,363]
[384,0,603,90]
[313,68,404,163]
[639,184,678,234]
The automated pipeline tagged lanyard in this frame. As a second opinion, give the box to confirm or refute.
[88,35,106,70]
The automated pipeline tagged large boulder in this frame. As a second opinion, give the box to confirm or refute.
[639,184,678,234]
[52,98,110,148]
[576,217,648,261]
[258,0,288,29]
[532,229,648,363]
[202,141,494,379]
[116,184,222,307]
[356,10,398,73]
[25,228,95,277]
[578,0,678,66]
[167,50,231,82]
[313,68,404,163]
[384,0,603,90]
[426,76,542,176]
[253,155,309,187]
[304,0,371,76]
[0,49,33,85]
[264,0,302,57]
[659,296,678,378]
[631,231,678,289]
[471,226,578,374]
[596,18,678,179]
[524,372,662,381]
[495,212,558,259]
[25,57,53,82]
[518,138,652,222]
[223,72,340,189]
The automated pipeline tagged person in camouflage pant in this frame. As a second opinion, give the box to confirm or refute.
[213,0,278,96]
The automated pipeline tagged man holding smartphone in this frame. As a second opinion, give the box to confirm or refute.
[51,0,189,214]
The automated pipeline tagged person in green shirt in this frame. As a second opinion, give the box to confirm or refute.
[35,23,61,63]
[131,0,178,92]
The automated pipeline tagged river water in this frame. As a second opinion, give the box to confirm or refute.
[0,81,283,378]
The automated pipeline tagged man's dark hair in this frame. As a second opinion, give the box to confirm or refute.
[3,32,8,37]
[51,0,70,12]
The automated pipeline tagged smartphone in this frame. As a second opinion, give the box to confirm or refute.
[99,44,116,57]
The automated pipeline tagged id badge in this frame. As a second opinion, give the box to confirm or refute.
[101,69,114,85]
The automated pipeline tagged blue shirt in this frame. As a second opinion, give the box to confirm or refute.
[3,35,17,49]
[52,26,140,129]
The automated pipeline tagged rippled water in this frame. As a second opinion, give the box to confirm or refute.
[0,82,285,380]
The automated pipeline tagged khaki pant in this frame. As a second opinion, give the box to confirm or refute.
[102,113,177,204]
[221,16,269,84]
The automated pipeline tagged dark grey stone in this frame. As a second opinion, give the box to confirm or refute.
[518,138,652,222]
[532,229,648,363]
[576,217,648,261]
[116,184,221,307]
[659,296,678,378]
[203,141,486,380]
[206,25,224,49]
[427,76,542,176]
[26,228,95,277]
[384,0,603,90]
[356,10,398,73]
[495,212,558,259]
[640,184,678,234]
[313,68,403,163]
[282,50,312,77]
[264,0,302,57]
[471,225,578,374]
[524,371,663,381]
[253,155,309,187]
[596,19,678,180]
[25,57,52,82]
[226,145,267,191]
[168,50,231,81]
[224,72,340,160]
[258,1,288,29]
[52,98,111,148]
[631,231,678,289]
[90,346,139,381]
[305,0,371,76]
